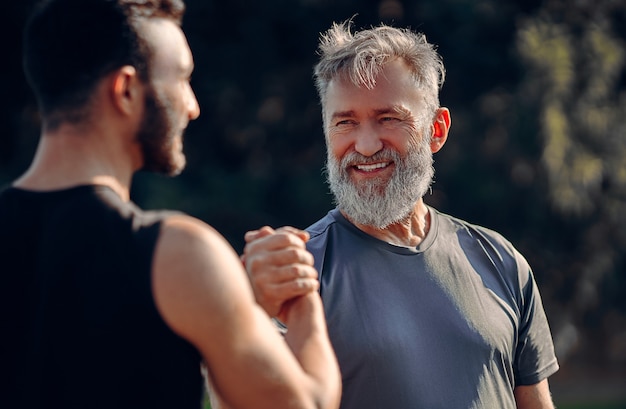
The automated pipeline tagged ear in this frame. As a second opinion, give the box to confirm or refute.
[430,107,451,153]
[110,65,143,116]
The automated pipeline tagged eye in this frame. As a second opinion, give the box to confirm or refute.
[335,119,356,126]
[380,116,400,122]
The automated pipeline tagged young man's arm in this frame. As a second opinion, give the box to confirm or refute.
[151,215,341,409]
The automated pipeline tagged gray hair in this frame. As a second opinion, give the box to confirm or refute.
[313,20,445,126]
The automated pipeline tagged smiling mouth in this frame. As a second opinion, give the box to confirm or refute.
[354,162,391,172]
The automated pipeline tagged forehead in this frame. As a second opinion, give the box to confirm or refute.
[324,59,423,114]
[140,18,193,77]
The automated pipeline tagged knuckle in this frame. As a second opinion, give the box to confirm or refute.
[280,231,303,247]
[294,278,310,290]
[288,265,303,278]
[286,247,300,260]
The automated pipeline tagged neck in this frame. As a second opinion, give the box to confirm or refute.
[13,126,135,202]
[342,198,431,248]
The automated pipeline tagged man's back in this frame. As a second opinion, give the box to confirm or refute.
[0,185,203,409]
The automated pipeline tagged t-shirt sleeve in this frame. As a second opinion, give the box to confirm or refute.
[513,257,560,385]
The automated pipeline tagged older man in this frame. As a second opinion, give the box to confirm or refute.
[245,21,559,409]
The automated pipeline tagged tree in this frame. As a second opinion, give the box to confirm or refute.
[516,0,626,368]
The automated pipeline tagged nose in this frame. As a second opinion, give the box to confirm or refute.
[187,86,200,120]
[354,123,383,156]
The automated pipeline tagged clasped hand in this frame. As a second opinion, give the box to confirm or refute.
[243,226,320,323]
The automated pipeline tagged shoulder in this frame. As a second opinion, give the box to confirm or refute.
[157,213,231,252]
[432,208,532,285]
[305,209,348,261]
[154,213,245,297]
[306,209,342,239]
[433,208,519,257]
[151,213,253,347]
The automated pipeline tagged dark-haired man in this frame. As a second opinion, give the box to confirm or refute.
[0,1,341,408]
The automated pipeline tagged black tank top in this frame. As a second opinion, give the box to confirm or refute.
[0,185,203,409]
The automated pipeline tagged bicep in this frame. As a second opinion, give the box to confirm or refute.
[152,215,313,408]
[514,379,555,409]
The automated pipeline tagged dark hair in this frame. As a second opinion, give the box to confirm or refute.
[23,0,186,128]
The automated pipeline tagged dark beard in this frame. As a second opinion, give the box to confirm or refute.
[136,86,186,176]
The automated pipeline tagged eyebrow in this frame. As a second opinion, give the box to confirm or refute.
[329,110,355,121]
[373,105,412,117]
[330,105,412,122]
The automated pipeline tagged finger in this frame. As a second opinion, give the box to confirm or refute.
[244,226,275,243]
[252,264,318,285]
[256,278,320,307]
[245,248,315,275]
[274,226,310,242]
[251,273,320,318]
[244,232,308,258]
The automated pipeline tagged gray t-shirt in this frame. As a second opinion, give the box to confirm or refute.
[306,207,559,409]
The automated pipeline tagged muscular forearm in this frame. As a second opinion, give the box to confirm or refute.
[283,293,342,409]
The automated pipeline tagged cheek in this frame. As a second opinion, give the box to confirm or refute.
[393,123,425,152]
[326,132,352,162]
[161,84,185,116]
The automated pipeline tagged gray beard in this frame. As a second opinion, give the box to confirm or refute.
[325,142,434,229]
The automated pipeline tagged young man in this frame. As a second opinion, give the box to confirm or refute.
[0,1,341,408]
[245,21,559,408]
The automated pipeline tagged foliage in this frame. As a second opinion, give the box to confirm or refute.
[515,0,626,367]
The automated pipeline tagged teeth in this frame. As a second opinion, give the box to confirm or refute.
[356,162,389,171]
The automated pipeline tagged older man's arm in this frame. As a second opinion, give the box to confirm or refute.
[514,379,555,409]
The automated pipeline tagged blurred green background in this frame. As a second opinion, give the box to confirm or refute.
[1,0,625,406]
